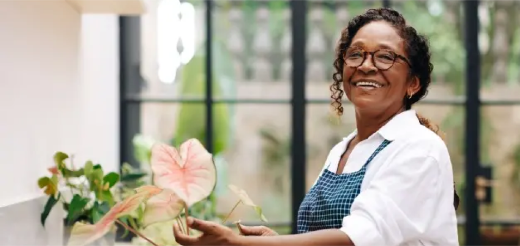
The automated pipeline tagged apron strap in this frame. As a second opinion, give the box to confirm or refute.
[362,139,392,168]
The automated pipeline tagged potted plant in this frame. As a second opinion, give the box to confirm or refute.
[62,138,267,246]
[37,151,122,246]
[119,134,230,245]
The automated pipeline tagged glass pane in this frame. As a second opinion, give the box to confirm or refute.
[398,0,466,99]
[306,0,466,101]
[214,104,291,231]
[305,103,356,190]
[211,0,291,100]
[305,103,466,218]
[140,102,206,147]
[305,0,383,99]
[140,0,206,99]
[479,1,520,101]
[479,105,520,221]
[395,1,466,100]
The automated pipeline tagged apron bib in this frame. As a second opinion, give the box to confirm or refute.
[297,140,391,233]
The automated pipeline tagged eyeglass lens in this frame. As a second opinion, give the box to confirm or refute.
[344,49,396,70]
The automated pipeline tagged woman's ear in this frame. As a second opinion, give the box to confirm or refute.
[408,76,421,96]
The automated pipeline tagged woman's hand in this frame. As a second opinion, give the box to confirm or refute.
[237,224,278,236]
[173,217,241,246]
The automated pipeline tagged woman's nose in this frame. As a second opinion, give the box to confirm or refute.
[357,55,378,74]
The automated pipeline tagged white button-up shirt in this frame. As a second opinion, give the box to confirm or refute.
[316,109,459,246]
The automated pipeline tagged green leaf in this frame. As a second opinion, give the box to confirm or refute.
[61,168,84,178]
[254,206,268,222]
[118,216,130,238]
[38,177,50,189]
[53,152,69,169]
[88,169,104,191]
[103,172,120,188]
[136,204,145,223]
[84,161,94,177]
[37,176,57,196]
[120,172,147,182]
[66,194,90,224]
[132,134,155,163]
[51,174,58,186]
[90,201,110,223]
[98,190,115,206]
[41,193,60,227]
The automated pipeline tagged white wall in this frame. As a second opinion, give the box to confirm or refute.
[0,0,82,207]
[0,1,119,244]
[78,14,120,175]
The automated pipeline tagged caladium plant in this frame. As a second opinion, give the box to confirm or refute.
[224,184,268,223]
[66,138,267,246]
[37,152,122,230]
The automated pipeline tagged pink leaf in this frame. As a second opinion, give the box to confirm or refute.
[142,189,185,227]
[151,138,216,206]
[135,185,163,199]
[67,186,162,246]
[66,222,110,246]
[48,166,59,175]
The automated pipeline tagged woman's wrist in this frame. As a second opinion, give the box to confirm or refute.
[232,235,257,246]
[232,229,354,246]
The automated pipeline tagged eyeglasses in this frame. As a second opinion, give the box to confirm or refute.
[344,47,411,70]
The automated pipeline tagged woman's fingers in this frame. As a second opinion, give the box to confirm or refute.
[237,224,262,235]
[173,223,199,245]
[187,217,221,234]
[237,224,276,236]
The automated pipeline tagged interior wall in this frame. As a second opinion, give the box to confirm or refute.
[0,1,119,244]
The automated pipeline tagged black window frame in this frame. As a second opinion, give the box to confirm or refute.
[118,0,520,245]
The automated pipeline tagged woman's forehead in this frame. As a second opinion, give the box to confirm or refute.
[350,21,405,52]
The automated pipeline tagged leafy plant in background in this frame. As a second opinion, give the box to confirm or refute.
[37,152,121,244]
[67,138,267,246]
[172,38,236,223]
[399,0,465,94]
[174,40,233,155]
[258,127,290,195]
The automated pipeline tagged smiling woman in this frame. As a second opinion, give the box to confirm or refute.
[173,7,460,246]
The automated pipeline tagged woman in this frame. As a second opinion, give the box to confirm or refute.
[173,7,459,246]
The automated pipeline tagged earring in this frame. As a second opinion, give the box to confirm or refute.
[408,93,413,99]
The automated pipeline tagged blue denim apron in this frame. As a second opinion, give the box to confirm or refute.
[297,140,392,233]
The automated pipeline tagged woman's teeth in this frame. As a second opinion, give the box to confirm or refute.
[354,81,382,88]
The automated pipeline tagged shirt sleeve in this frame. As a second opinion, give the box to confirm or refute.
[340,143,442,246]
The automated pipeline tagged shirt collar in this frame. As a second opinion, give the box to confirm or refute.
[377,109,419,140]
[343,109,420,142]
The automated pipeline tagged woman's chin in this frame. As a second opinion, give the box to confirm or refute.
[351,97,379,110]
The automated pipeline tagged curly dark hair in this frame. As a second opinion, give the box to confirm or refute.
[330,7,459,211]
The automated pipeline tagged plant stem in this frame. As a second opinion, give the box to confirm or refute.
[176,217,186,234]
[221,200,241,224]
[115,219,158,246]
[128,217,139,232]
[184,205,190,235]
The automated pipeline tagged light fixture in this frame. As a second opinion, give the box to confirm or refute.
[157,0,196,84]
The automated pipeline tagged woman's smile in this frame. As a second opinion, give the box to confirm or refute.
[350,80,386,92]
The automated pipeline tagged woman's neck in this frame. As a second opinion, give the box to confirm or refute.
[354,107,405,141]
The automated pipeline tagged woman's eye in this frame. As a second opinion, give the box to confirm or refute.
[378,54,393,60]
[347,52,361,58]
